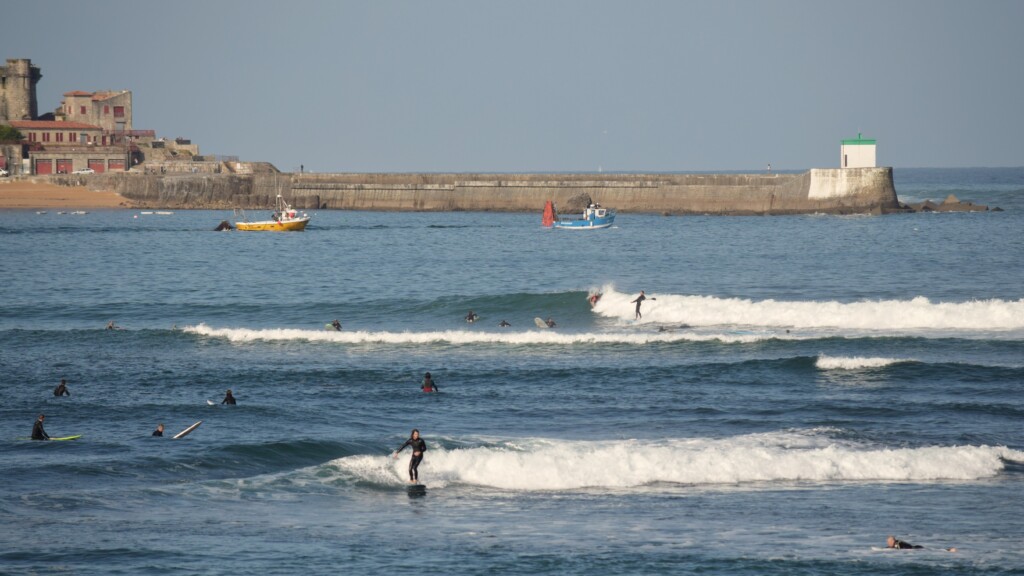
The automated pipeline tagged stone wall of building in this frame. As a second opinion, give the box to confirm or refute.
[0,58,42,121]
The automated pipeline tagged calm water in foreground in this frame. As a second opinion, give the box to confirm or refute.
[2,168,1023,575]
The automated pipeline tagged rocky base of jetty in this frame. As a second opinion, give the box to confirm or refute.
[895,194,1001,213]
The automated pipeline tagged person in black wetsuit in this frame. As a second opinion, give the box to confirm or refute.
[498,320,511,327]
[152,424,165,437]
[393,429,427,483]
[465,310,479,323]
[545,317,556,328]
[421,373,439,392]
[886,535,956,552]
[331,319,342,331]
[631,291,648,319]
[53,378,70,397]
[31,414,50,441]
[221,389,237,405]
[886,536,922,549]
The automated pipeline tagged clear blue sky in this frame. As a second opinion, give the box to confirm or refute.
[7,0,1022,172]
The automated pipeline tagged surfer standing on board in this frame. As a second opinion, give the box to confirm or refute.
[393,429,427,484]
[421,372,439,392]
[31,414,50,441]
[631,291,654,319]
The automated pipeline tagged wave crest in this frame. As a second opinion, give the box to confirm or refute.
[592,287,1024,333]
[328,431,1024,491]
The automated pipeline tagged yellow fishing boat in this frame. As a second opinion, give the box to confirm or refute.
[234,195,310,232]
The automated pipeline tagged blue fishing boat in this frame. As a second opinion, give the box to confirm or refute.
[552,203,615,230]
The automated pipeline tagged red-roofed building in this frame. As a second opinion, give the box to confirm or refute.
[59,90,132,133]
[9,120,128,174]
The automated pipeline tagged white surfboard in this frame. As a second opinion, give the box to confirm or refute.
[206,399,215,406]
[534,317,549,329]
[173,420,203,439]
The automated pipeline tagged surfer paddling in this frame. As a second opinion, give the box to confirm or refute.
[886,535,957,552]
[31,414,50,440]
[393,429,427,484]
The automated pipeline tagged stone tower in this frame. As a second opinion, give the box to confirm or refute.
[1,58,42,121]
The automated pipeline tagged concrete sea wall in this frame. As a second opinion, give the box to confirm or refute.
[94,168,899,215]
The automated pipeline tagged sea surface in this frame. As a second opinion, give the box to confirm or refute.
[2,167,1023,575]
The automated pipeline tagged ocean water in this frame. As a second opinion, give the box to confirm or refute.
[1,167,1023,575]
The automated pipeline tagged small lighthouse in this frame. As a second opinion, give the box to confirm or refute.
[840,133,877,168]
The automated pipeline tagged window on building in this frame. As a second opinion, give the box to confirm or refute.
[29,132,36,142]
[114,106,125,118]
[104,105,110,115]
[43,132,50,142]
[70,132,78,142]
[80,106,86,114]
[56,133,64,142]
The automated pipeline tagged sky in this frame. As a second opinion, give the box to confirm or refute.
[5,0,1023,172]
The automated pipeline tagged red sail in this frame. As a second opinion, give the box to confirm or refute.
[542,200,557,227]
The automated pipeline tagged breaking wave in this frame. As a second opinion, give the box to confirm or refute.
[591,287,1024,334]
[815,355,910,370]
[183,323,781,345]
[326,430,1024,491]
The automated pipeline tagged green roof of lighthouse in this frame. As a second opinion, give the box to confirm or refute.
[841,132,876,145]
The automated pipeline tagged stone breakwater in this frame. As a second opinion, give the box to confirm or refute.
[75,168,902,215]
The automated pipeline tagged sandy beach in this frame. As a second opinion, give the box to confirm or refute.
[0,180,130,209]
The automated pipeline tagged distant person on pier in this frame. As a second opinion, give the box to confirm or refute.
[53,378,70,397]
[221,389,237,405]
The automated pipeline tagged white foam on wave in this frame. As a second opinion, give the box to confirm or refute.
[328,430,1024,491]
[816,355,909,370]
[183,323,778,345]
[592,286,1024,333]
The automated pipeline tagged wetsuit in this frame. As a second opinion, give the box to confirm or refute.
[890,539,923,549]
[331,321,342,331]
[396,438,427,482]
[632,294,646,319]
[53,383,70,397]
[31,420,49,440]
[499,320,511,327]
[152,429,163,437]
[222,393,236,405]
